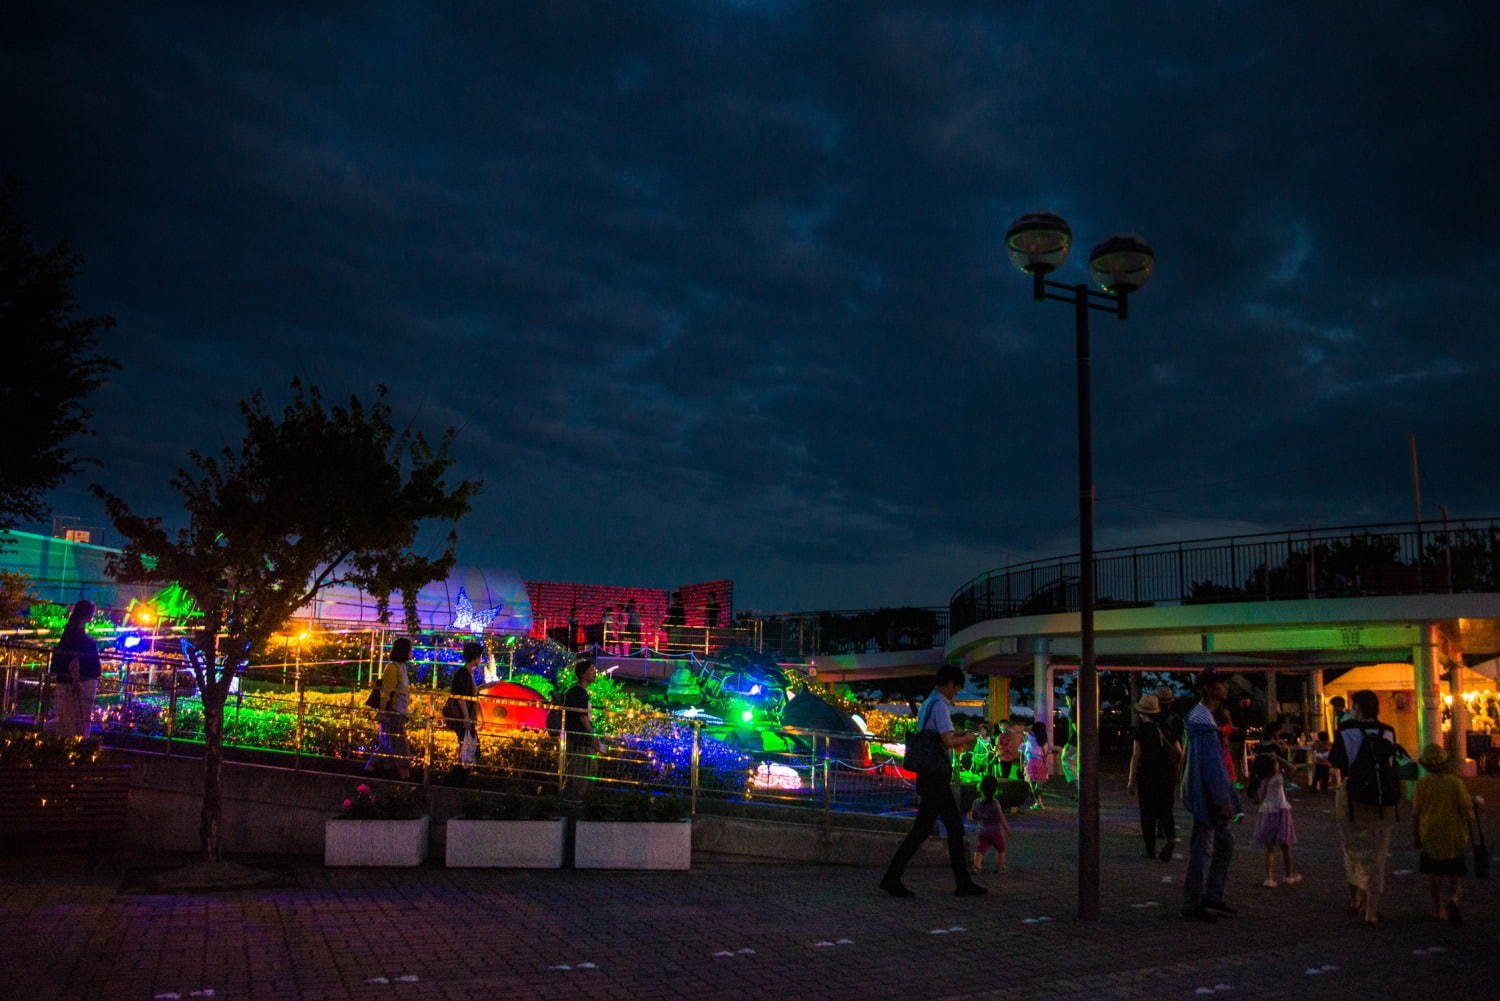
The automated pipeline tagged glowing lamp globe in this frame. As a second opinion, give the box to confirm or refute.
[1005,212,1072,275]
[1088,233,1154,294]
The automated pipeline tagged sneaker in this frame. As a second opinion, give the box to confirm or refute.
[1202,899,1237,915]
[1181,904,1217,923]
[955,882,988,897]
[1284,873,1303,885]
[1262,879,1278,888]
[879,878,915,898]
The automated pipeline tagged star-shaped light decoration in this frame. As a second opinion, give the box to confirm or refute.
[450,586,503,633]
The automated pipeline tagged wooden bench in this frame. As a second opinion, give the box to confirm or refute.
[0,765,131,864]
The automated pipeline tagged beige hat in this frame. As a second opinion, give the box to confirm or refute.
[1135,693,1161,715]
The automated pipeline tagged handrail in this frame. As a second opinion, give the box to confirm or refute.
[0,645,926,819]
[950,517,1500,632]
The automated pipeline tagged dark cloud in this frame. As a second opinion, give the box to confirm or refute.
[5,0,1498,608]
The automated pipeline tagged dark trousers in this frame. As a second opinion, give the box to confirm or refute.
[1138,783,1176,854]
[1184,816,1234,907]
[884,772,971,887]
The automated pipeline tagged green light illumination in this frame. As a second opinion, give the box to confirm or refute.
[740,709,754,723]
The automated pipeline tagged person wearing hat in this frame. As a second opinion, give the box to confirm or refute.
[1180,668,1242,921]
[1413,742,1477,926]
[1127,692,1182,862]
[1156,684,1186,747]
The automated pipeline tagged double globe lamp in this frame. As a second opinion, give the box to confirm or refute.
[1002,211,1154,922]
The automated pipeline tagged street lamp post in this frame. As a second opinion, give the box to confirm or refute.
[1004,212,1154,922]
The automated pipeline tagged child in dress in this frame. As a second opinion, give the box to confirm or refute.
[1413,743,1477,926]
[970,774,1012,872]
[1024,722,1050,810]
[1249,752,1301,887]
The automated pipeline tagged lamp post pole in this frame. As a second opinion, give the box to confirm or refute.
[1008,214,1154,922]
[1073,284,1099,923]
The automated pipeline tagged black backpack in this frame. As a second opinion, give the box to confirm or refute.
[1345,725,1401,815]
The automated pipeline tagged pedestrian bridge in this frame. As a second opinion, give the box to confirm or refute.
[946,519,1500,761]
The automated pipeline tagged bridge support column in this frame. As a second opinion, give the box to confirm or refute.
[1312,669,1326,735]
[987,675,1010,725]
[1266,668,1279,729]
[1413,624,1443,753]
[1033,640,1053,746]
[1450,657,1474,775]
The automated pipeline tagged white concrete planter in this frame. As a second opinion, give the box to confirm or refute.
[574,820,692,870]
[445,819,565,868]
[324,816,429,867]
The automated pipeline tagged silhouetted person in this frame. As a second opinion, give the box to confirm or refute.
[50,599,101,739]
[880,665,986,898]
[561,656,599,798]
[1181,668,1241,922]
[364,637,412,780]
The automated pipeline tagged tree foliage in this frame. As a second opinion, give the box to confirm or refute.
[95,380,480,859]
[0,570,35,627]
[0,175,117,533]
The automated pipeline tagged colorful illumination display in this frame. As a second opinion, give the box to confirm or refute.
[450,586,503,632]
[748,762,803,791]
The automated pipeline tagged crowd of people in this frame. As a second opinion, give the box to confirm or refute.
[882,664,1485,928]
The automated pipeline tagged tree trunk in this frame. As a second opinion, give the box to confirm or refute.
[200,684,227,862]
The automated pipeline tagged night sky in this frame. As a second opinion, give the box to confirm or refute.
[6,2,1499,611]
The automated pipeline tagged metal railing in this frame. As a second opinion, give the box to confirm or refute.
[950,517,1500,632]
[741,607,951,658]
[0,642,924,818]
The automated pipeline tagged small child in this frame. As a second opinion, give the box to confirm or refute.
[1311,731,1332,792]
[1413,743,1476,926]
[1248,752,1300,887]
[970,774,1012,872]
[1023,722,1050,810]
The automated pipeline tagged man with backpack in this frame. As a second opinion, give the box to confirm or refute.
[1329,688,1402,927]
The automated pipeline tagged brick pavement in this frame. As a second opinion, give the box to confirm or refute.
[3,777,1495,1001]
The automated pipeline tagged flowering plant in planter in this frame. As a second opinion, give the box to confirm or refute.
[337,783,419,820]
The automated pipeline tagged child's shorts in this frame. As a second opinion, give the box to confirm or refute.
[977,829,1006,853]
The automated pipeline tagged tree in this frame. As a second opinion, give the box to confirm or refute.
[0,570,35,627]
[95,381,480,861]
[0,175,117,535]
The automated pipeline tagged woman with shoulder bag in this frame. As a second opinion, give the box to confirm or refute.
[363,637,412,780]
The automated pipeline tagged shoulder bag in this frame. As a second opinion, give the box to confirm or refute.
[902,699,949,777]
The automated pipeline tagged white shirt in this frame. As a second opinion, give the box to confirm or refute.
[1258,772,1289,813]
[920,689,954,734]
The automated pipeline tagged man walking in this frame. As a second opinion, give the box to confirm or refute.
[1181,668,1241,921]
[880,665,987,898]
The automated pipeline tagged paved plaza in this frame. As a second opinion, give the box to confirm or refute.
[3,777,1495,1001]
